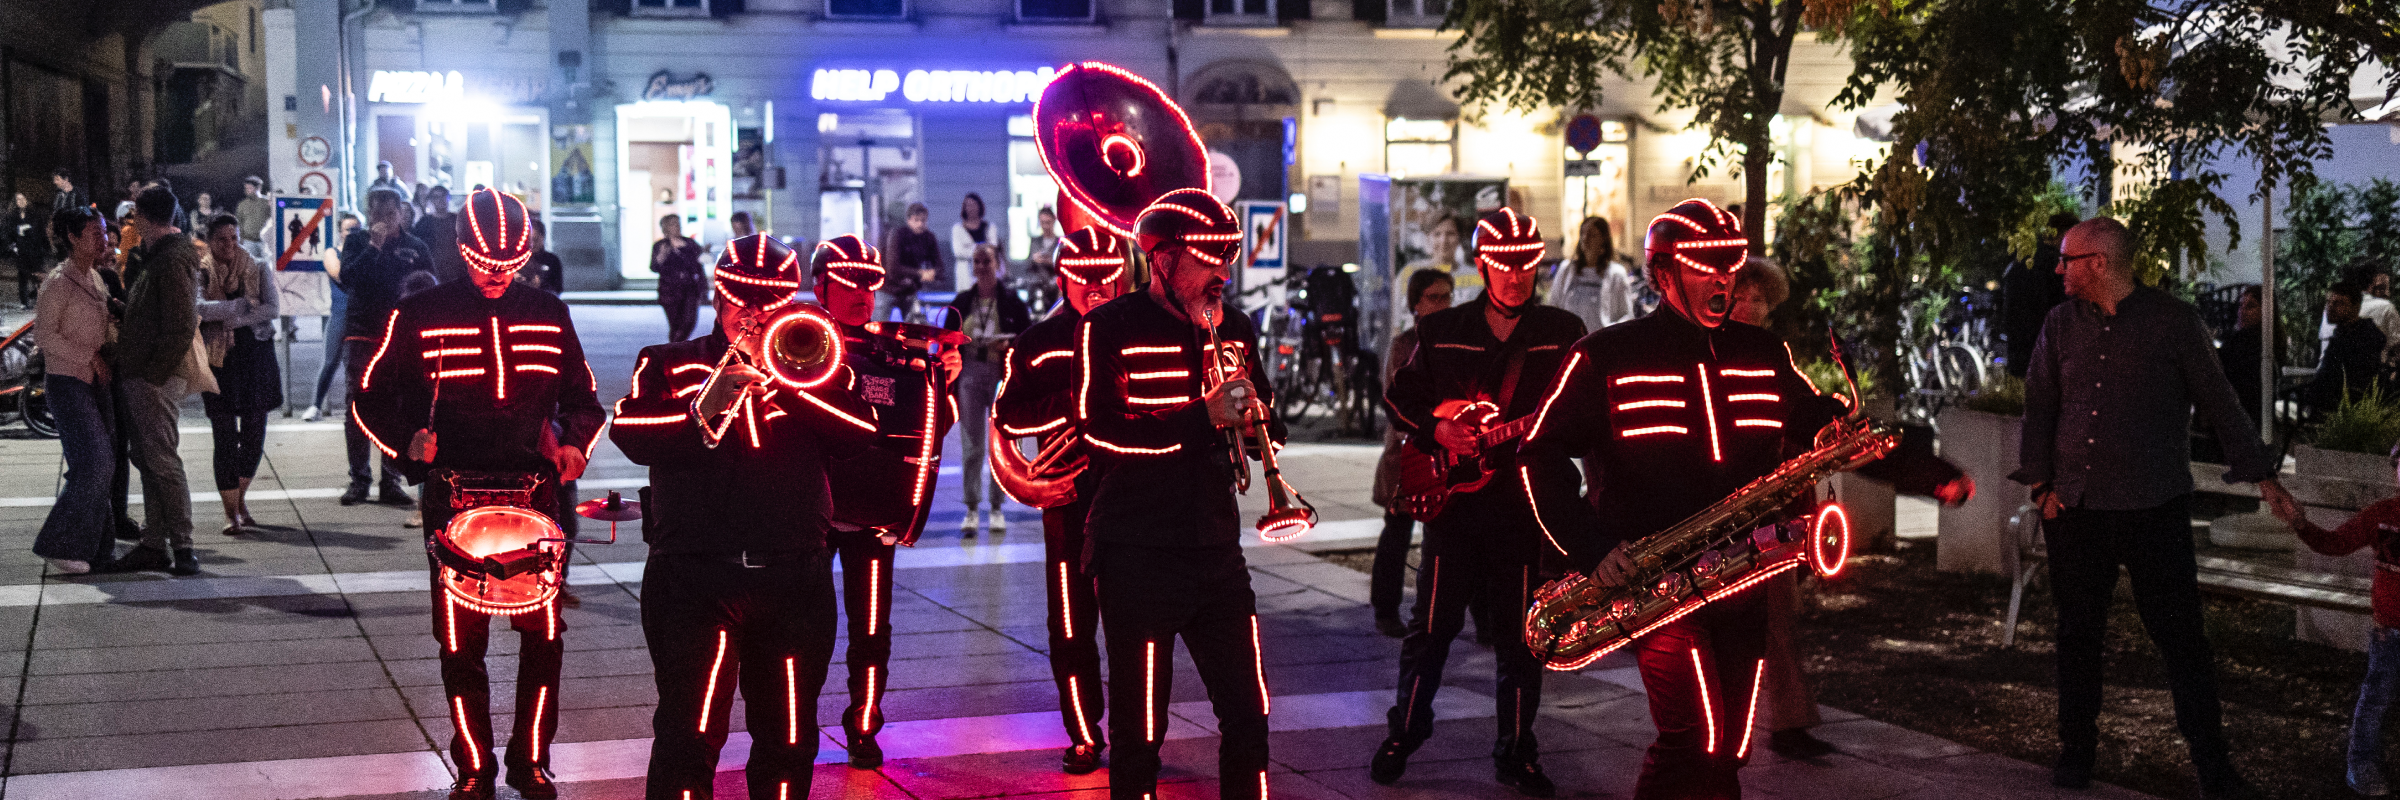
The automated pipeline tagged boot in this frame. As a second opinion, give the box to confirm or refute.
[1368,736,1419,786]
[1060,743,1104,775]
[1493,737,1556,798]
[167,547,201,577]
[848,730,884,769]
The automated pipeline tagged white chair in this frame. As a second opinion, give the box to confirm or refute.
[1999,501,2047,647]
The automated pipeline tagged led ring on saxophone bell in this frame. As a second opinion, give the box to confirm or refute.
[1809,501,1851,579]
[434,506,566,615]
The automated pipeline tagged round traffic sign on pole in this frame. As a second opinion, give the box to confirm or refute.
[1564,115,1603,154]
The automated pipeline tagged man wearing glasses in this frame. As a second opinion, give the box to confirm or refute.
[2012,217,2294,800]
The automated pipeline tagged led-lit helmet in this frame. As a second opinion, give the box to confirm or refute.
[1643,198,1749,329]
[1134,188,1243,268]
[1472,207,1545,317]
[1054,225,1131,314]
[455,188,534,275]
[809,233,886,292]
[713,234,805,312]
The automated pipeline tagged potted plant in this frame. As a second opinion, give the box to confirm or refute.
[1935,374,2026,576]
[2295,385,2400,484]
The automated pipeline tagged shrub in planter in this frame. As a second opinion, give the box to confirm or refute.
[2313,384,2400,458]
[1961,374,2026,417]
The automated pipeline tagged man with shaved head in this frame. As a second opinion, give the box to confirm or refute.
[2010,217,2288,800]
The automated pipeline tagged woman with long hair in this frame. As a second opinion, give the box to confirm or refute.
[31,206,119,573]
[1547,216,1641,330]
[1367,268,1455,636]
[949,192,1002,293]
[195,214,282,534]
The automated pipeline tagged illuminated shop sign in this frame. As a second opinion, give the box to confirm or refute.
[810,67,1059,104]
[368,70,466,104]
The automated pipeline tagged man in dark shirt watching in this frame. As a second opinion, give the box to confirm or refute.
[414,185,467,285]
[338,188,431,506]
[880,202,941,323]
[2012,216,2297,800]
[2311,280,2386,415]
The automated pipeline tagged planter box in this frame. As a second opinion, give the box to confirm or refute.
[2294,444,2396,485]
[1935,408,2022,576]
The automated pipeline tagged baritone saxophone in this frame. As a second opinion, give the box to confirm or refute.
[1522,349,1897,671]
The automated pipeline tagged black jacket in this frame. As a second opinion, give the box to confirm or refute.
[1075,291,1282,549]
[882,227,941,296]
[611,329,880,555]
[996,304,1080,439]
[2313,317,2387,412]
[338,229,434,340]
[1384,298,1587,467]
[352,281,607,482]
[1518,310,1843,572]
[946,284,1034,364]
[413,213,468,285]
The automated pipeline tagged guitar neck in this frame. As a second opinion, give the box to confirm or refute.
[1476,415,1540,450]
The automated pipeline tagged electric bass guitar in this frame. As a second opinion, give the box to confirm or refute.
[1391,411,1542,520]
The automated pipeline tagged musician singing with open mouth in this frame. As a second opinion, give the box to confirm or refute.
[1370,207,1586,797]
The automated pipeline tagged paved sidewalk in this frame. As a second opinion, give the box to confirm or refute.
[0,306,2153,800]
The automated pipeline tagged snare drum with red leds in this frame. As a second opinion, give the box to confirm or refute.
[431,505,569,615]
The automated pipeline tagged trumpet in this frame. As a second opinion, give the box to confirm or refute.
[694,304,844,448]
[1202,305,1318,542]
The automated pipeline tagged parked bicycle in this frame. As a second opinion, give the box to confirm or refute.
[1246,265,1373,435]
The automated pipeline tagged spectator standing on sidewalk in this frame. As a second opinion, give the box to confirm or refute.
[948,192,999,293]
[108,186,202,576]
[30,206,118,574]
[305,212,361,422]
[336,188,428,507]
[234,177,272,257]
[651,214,705,342]
[2013,216,2289,799]
[414,186,466,285]
[1367,268,1452,637]
[946,243,1030,535]
[5,193,43,308]
[520,218,564,295]
[196,214,281,536]
[880,203,939,323]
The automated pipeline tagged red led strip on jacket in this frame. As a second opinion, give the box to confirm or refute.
[1696,365,1722,461]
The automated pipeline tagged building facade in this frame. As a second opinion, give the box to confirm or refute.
[316,0,1886,292]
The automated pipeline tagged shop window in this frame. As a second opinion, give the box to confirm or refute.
[827,0,906,19]
[633,0,708,14]
[1018,0,1093,21]
[1386,0,1443,24]
[1206,0,1274,22]
[1384,117,1455,178]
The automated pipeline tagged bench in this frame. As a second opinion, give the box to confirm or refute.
[2188,463,2378,613]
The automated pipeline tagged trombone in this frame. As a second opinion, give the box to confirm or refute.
[694,304,844,449]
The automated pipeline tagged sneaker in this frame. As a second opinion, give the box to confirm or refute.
[1060,743,1104,775]
[1494,752,1557,798]
[990,511,1008,533]
[340,483,370,506]
[960,511,980,538]
[107,545,172,573]
[504,766,558,800]
[848,731,884,769]
[1369,736,1418,786]
[44,558,90,575]
[301,405,322,422]
[2355,760,2392,797]
[446,775,496,800]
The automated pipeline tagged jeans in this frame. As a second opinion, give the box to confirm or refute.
[33,375,115,563]
[2354,626,2400,777]
[343,338,402,487]
[955,359,1002,513]
[2044,495,2234,778]
[120,376,193,550]
[1370,509,1415,617]
[312,293,348,409]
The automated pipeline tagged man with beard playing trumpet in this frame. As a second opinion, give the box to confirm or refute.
[992,226,1134,774]
[614,234,880,800]
[1075,189,1281,800]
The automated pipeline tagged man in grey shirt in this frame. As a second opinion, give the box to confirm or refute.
[2012,217,2294,800]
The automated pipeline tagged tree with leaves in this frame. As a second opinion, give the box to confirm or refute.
[1444,0,1820,252]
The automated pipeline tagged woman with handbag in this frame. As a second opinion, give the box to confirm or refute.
[195,214,281,535]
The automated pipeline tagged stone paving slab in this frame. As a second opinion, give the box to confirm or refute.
[0,305,2158,800]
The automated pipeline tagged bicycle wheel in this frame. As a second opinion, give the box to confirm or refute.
[18,378,55,438]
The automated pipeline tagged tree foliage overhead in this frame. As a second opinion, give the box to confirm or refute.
[1443,0,1820,250]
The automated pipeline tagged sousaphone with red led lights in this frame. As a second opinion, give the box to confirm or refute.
[1031,62,1213,236]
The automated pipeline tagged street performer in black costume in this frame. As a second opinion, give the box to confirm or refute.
[1077,189,1280,800]
[993,226,1134,774]
[613,234,880,800]
[353,189,606,800]
[1371,207,1585,797]
[1518,198,1974,799]
[810,233,962,769]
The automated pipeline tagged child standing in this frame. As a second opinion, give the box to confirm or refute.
[2270,450,2400,797]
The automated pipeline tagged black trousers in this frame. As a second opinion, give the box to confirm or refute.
[1387,489,1546,752]
[641,551,838,800]
[424,474,567,780]
[826,526,896,738]
[1632,588,1769,800]
[1045,496,1105,748]
[205,407,269,491]
[2044,495,2232,774]
[1370,509,1415,618]
[343,338,404,487]
[660,281,702,343]
[1095,542,1269,800]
